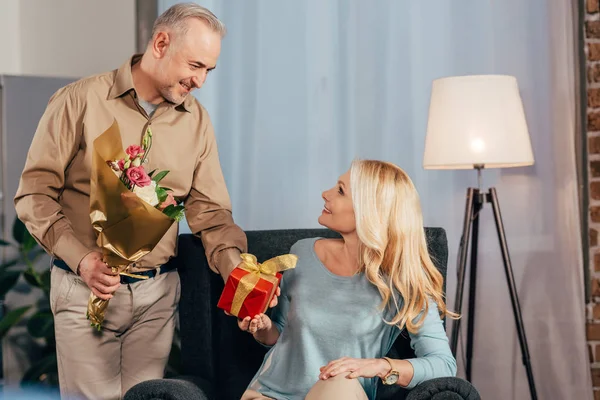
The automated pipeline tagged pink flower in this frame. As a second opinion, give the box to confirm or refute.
[159,193,178,210]
[117,159,125,171]
[126,166,151,187]
[126,145,145,159]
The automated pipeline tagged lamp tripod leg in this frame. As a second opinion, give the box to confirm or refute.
[450,188,476,356]
[488,188,538,400]
[465,190,483,381]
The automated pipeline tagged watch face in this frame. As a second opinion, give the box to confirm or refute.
[384,372,399,385]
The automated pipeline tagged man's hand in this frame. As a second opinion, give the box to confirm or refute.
[78,252,120,300]
[269,286,281,308]
[218,252,241,284]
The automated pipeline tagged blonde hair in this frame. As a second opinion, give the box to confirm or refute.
[152,2,227,41]
[350,160,458,334]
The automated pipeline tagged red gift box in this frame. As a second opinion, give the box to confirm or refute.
[217,253,297,320]
[217,267,282,320]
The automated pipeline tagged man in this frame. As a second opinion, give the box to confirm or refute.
[14,3,261,399]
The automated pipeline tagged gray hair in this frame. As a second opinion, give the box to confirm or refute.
[152,2,226,41]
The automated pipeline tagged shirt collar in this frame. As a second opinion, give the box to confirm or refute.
[109,54,193,113]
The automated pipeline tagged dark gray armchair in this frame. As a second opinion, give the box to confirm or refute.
[124,229,480,400]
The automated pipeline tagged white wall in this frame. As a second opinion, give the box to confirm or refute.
[0,0,136,78]
[0,0,21,75]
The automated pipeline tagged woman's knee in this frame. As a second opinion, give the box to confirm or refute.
[305,373,368,400]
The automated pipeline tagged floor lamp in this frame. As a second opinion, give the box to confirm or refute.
[422,75,538,400]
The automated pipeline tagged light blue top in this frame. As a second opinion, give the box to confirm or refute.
[247,238,457,400]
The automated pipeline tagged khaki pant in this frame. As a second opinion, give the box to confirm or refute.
[51,266,180,400]
[241,373,368,400]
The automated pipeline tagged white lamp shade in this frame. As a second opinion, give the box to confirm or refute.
[423,75,534,169]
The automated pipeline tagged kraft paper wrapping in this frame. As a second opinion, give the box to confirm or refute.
[87,120,175,330]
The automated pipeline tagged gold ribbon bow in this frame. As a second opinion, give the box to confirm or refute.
[230,253,298,317]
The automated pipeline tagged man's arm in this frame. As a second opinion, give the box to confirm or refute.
[184,106,247,280]
[14,85,91,273]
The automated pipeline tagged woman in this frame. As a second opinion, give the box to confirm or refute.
[239,160,457,400]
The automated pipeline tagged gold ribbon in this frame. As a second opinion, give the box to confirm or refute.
[111,265,149,280]
[229,253,298,317]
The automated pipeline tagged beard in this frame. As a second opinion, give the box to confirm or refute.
[158,84,185,104]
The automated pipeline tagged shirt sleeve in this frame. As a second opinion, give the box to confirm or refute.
[184,106,247,275]
[13,85,91,273]
[405,300,458,389]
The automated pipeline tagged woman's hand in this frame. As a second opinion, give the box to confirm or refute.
[238,313,273,334]
[318,357,389,380]
[237,313,280,346]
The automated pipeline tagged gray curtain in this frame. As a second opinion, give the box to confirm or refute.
[160,0,591,398]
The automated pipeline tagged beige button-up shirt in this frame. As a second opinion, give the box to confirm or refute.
[14,55,247,274]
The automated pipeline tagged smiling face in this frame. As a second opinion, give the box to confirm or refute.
[151,18,221,104]
[318,170,356,234]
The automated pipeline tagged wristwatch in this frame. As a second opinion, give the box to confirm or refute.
[381,357,400,385]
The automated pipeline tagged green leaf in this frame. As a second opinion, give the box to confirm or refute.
[21,230,37,253]
[147,168,157,178]
[21,353,57,385]
[162,205,185,222]
[0,306,31,338]
[12,218,26,245]
[152,170,169,184]
[11,218,37,251]
[0,239,11,247]
[156,187,168,204]
[23,270,42,288]
[0,258,19,270]
[0,270,21,298]
[27,311,54,339]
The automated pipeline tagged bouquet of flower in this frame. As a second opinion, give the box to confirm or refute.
[106,132,184,222]
[88,120,184,330]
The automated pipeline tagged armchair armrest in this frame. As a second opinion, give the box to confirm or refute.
[123,375,215,400]
[406,377,481,400]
